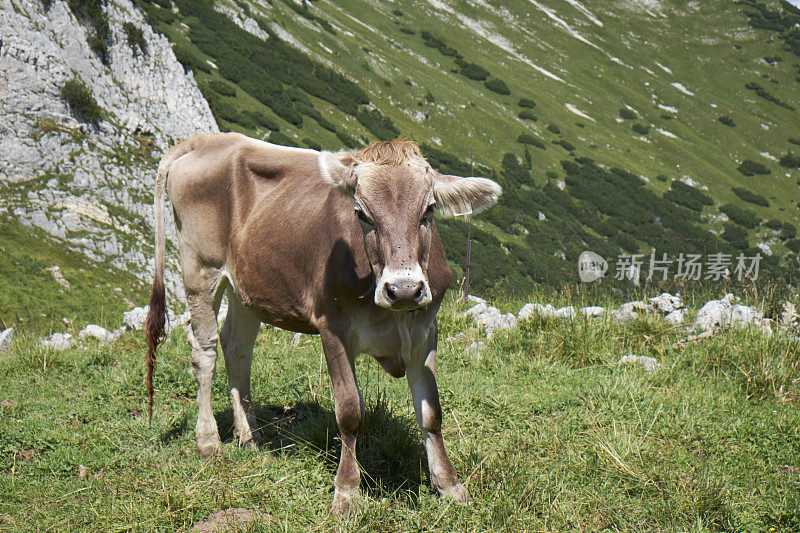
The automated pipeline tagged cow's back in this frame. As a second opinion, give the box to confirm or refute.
[166,133,371,333]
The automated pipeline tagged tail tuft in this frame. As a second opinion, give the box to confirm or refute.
[144,275,166,425]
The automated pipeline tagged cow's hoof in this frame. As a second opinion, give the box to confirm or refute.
[196,437,222,459]
[331,488,359,516]
[438,482,470,503]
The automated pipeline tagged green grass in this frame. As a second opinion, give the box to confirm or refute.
[1,294,798,531]
[0,219,148,335]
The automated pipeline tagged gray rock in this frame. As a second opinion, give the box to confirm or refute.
[580,306,606,317]
[648,292,683,314]
[41,332,74,350]
[78,324,113,342]
[619,354,661,372]
[0,328,13,352]
[465,303,517,337]
[123,306,150,331]
[779,302,799,330]
[664,308,685,325]
[693,294,765,333]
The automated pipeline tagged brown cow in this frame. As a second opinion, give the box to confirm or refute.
[144,133,501,513]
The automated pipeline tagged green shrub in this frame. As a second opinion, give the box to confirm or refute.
[209,80,236,97]
[484,78,510,95]
[554,139,575,151]
[720,222,748,247]
[518,98,536,108]
[737,159,771,176]
[68,0,110,64]
[721,203,760,228]
[717,115,735,126]
[302,137,322,151]
[660,113,675,120]
[632,123,650,135]
[268,131,298,147]
[241,109,279,131]
[763,55,782,64]
[516,134,545,149]
[764,219,783,230]
[61,78,103,123]
[356,108,399,141]
[732,187,770,207]
[619,108,637,120]
[336,129,359,149]
[656,174,668,182]
[399,27,415,35]
[664,181,714,212]
[779,152,800,168]
[787,238,800,252]
[518,110,537,121]
[206,95,240,126]
[789,138,800,146]
[745,81,795,110]
[40,0,54,9]
[122,22,147,55]
[781,222,797,240]
[392,8,404,16]
[172,43,211,73]
[546,123,560,135]
[459,63,489,81]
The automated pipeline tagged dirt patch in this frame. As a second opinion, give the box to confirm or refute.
[191,508,271,532]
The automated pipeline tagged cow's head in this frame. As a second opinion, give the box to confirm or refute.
[319,140,501,310]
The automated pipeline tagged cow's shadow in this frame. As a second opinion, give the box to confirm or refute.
[162,396,427,505]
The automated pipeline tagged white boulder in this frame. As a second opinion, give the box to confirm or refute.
[0,328,13,352]
[78,324,114,342]
[649,293,683,314]
[665,309,685,325]
[41,332,74,350]
[465,303,517,337]
[580,306,606,317]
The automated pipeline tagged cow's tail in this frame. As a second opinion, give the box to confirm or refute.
[144,139,195,425]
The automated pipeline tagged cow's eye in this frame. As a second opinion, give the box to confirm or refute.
[421,204,435,224]
[355,207,373,226]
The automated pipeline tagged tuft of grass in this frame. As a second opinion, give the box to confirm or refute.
[60,78,103,123]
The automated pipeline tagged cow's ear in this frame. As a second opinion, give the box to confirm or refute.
[319,152,358,195]
[433,173,502,218]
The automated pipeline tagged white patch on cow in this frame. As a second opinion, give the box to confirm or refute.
[375,265,432,309]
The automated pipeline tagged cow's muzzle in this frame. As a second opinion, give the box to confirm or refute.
[375,269,432,310]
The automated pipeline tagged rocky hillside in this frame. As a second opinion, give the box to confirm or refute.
[0,0,217,300]
[1,0,799,320]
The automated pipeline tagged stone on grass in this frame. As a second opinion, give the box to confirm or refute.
[664,309,685,325]
[779,302,799,330]
[580,306,606,317]
[619,354,661,372]
[648,292,683,314]
[0,328,12,352]
[123,306,149,331]
[465,303,517,337]
[41,332,74,350]
[78,324,113,342]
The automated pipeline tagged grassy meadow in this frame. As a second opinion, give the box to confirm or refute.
[1,293,799,532]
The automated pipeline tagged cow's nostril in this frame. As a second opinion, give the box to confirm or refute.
[413,285,423,300]
[385,284,398,301]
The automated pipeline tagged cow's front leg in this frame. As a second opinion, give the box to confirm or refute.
[321,330,364,515]
[406,330,469,502]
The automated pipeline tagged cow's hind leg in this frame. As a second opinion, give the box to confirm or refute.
[320,329,364,515]
[220,287,261,448]
[185,262,227,458]
[407,329,469,502]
